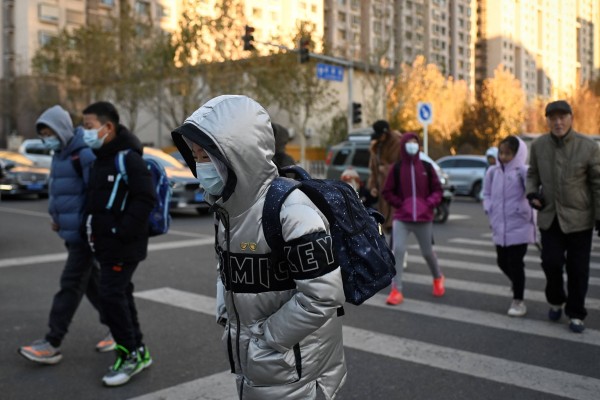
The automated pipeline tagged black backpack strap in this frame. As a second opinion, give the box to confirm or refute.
[422,160,433,193]
[392,162,400,192]
[262,177,301,261]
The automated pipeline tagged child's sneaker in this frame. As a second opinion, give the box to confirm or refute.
[433,275,445,297]
[386,287,404,305]
[102,345,143,387]
[18,339,62,365]
[139,345,153,369]
[569,319,585,333]
[96,332,116,353]
[548,305,563,321]
[507,300,527,317]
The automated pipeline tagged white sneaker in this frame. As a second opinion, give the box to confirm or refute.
[507,300,527,317]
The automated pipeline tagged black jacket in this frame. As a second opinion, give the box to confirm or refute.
[86,125,155,263]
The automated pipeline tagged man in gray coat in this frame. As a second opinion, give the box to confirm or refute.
[526,100,600,333]
[172,95,346,399]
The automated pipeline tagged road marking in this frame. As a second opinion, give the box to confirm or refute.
[402,272,600,310]
[127,370,238,400]
[134,287,600,400]
[405,254,600,287]
[410,244,600,271]
[447,214,470,221]
[0,238,213,269]
[0,206,50,218]
[450,237,600,259]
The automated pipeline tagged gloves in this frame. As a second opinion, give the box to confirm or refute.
[527,192,544,210]
[596,221,600,237]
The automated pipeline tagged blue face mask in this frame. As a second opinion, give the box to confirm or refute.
[42,136,61,151]
[196,162,225,196]
[82,125,106,149]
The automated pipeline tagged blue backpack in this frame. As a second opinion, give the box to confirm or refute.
[262,165,396,306]
[106,149,172,237]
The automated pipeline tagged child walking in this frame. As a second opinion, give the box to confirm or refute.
[382,133,444,305]
[483,135,536,317]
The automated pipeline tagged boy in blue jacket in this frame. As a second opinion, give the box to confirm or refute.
[18,105,113,365]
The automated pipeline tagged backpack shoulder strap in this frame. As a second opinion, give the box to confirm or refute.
[262,177,301,260]
[392,162,401,192]
[421,160,433,193]
[106,150,131,210]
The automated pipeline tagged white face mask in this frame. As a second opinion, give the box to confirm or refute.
[43,136,61,151]
[405,142,419,155]
[196,162,225,196]
[82,125,106,149]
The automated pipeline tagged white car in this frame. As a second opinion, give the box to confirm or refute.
[18,139,53,168]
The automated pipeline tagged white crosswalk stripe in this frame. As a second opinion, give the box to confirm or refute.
[133,287,600,400]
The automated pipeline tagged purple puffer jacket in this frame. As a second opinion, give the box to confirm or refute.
[483,136,536,246]
[382,132,442,222]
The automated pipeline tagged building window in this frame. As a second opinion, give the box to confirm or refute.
[38,3,59,24]
[101,0,115,6]
[38,31,56,47]
[135,1,150,15]
[338,11,346,22]
[337,29,346,41]
[66,9,85,25]
[252,7,262,18]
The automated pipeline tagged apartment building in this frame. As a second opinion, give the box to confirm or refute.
[475,0,599,99]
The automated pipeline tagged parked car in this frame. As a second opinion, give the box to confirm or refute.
[436,155,488,200]
[324,130,453,223]
[142,147,209,213]
[0,150,50,198]
[18,139,53,168]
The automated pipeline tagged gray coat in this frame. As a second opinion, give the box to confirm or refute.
[526,129,600,232]
[172,96,346,399]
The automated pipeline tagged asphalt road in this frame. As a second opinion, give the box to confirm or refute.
[1,196,599,400]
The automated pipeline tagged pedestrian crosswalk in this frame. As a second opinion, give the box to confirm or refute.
[127,232,600,400]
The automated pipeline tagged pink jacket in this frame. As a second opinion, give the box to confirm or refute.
[382,133,442,222]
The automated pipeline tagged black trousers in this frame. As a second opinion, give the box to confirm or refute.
[495,244,528,300]
[99,261,143,352]
[540,218,592,320]
[46,241,105,348]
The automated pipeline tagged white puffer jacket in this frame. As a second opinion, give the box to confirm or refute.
[172,95,347,400]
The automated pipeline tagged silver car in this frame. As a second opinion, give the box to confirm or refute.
[436,155,488,200]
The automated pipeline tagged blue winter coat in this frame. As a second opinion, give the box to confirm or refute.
[483,136,536,246]
[37,106,96,244]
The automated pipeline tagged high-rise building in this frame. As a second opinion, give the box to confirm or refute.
[475,0,599,99]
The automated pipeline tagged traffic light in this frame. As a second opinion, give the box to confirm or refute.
[299,37,310,63]
[243,25,255,51]
[352,102,362,124]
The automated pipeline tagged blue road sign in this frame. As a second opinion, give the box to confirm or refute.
[417,102,433,125]
[316,63,344,82]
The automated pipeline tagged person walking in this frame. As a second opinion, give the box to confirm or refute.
[367,120,402,232]
[18,105,114,365]
[271,122,295,168]
[171,95,346,399]
[526,100,600,333]
[381,132,444,305]
[82,101,156,385]
[483,136,536,317]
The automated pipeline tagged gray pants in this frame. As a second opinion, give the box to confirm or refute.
[392,220,441,291]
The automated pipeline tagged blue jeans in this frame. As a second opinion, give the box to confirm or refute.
[46,241,105,347]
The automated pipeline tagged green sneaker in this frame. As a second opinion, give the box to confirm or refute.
[102,345,143,387]
[139,345,153,369]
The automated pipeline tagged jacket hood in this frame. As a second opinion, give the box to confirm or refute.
[399,132,420,160]
[171,95,277,215]
[36,105,74,147]
[485,146,498,162]
[502,136,528,170]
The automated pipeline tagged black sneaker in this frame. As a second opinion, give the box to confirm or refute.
[548,305,562,321]
[102,345,143,387]
[569,319,585,333]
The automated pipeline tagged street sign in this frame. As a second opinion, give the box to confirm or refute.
[417,102,433,125]
[316,63,344,82]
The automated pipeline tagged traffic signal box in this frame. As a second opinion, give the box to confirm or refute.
[243,25,255,51]
[352,102,362,124]
[299,37,310,63]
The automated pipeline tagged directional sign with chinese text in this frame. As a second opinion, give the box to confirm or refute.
[316,63,344,82]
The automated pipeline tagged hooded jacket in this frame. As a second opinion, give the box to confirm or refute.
[172,95,346,400]
[85,125,155,263]
[526,129,600,232]
[483,137,536,246]
[36,106,95,243]
[381,132,442,222]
